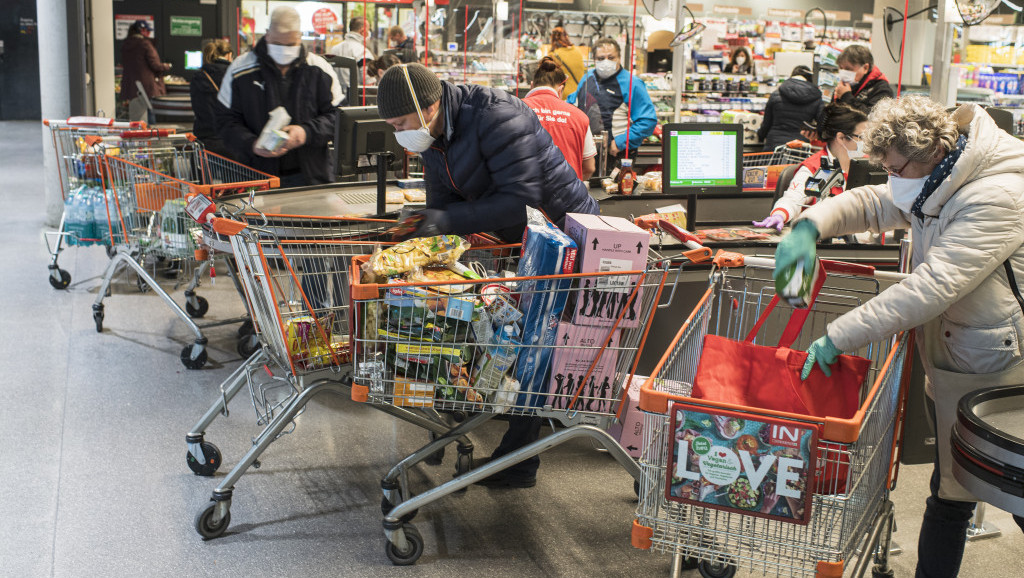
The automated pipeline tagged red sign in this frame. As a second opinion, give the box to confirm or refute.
[312,8,338,35]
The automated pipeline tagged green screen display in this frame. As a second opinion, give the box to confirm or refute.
[668,130,739,188]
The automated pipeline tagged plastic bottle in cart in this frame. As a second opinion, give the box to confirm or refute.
[93,187,113,243]
[618,159,636,196]
[63,185,85,246]
[471,324,521,398]
[81,185,98,242]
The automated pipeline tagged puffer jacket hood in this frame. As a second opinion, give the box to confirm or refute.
[797,105,1024,374]
[778,77,821,105]
[421,81,598,241]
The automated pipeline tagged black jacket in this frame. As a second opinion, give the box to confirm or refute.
[758,77,823,151]
[835,66,894,114]
[422,82,598,241]
[216,39,342,184]
[189,59,230,155]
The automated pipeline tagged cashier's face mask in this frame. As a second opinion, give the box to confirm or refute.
[595,59,619,80]
[267,43,301,66]
[393,66,437,153]
[888,175,929,212]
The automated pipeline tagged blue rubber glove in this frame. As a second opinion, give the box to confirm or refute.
[773,219,819,284]
[801,335,842,380]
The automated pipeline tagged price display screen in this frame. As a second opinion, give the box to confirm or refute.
[666,128,740,188]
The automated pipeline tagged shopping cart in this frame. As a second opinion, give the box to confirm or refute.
[346,233,680,565]
[43,117,146,288]
[742,141,821,191]
[631,243,913,578]
[191,214,481,540]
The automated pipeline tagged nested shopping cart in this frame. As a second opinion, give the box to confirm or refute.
[43,117,146,288]
[345,237,680,565]
[191,215,487,540]
[631,245,913,578]
[93,135,276,368]
[742,140,820,191]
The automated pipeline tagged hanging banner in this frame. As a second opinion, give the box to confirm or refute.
[766,9,802,19]
[115,14,155,40]
[713,5,753,16]
[823,10,852,22]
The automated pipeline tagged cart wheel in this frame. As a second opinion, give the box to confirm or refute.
[105,244,117,259]
[237,319,254,337]
[424,431,445,466]
[93,309,104,333]
[385,524,424,566]
[381,496,418,523]
[195,501,230,540]
[680,557,700,571]
[136,274,149,293]
[185,295,209,318]
[698,559,737,578]
[871,567,895,578]
[49,269,71,290]
[236,334,261,359]
[186,441,222,476]
[180,344,208,370]
[454,451,473,476]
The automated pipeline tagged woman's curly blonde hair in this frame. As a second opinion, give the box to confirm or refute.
[863,95,959,164]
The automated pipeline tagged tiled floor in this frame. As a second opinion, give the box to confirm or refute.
[1,120,1020,577]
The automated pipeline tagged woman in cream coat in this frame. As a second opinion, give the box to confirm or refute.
[774,95,1024,578]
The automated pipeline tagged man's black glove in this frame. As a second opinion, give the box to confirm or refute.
[393,208,450,241]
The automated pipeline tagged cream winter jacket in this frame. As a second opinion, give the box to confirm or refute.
[797,104,1024,375]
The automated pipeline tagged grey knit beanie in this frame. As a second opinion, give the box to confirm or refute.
[377,63,442,119]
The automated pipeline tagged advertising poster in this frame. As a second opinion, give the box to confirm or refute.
[665,402,818,524]
[116,14,155,40]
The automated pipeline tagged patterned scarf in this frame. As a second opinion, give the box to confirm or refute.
[911,134,968,219]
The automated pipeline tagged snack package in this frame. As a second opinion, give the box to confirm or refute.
[480,284,523,326]
[286,315,336,369]
[406,267,472,294]
[514,208,577,408]
[369,235,469,277]
[639,171,662,192]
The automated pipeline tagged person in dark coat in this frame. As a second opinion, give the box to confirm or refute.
[757,65,823,151]
[834,44,894,114]
[189,39,233,156]
[378,63,598,243]
[120,20,170,124]
[377,63,599,488]
[216,7,342,186]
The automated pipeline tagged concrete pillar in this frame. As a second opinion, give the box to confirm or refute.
[92,0,116,118]
[37,0,71,227]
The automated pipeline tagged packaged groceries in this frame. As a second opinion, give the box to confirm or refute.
[369,235,469,277]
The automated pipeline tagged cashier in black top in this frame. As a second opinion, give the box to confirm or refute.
[378,63,599,487]
[753,103,868,231]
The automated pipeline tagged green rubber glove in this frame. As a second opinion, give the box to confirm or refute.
[801,335,842,380]
[773,220,820,284]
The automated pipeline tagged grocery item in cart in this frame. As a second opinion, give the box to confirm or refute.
[776,257,820,309]
[285,315,335,370]
[547,321,620,411]
[563,213,649,328]
[472,324,522,399]
[514,208,577,407]
[369,235,470,277]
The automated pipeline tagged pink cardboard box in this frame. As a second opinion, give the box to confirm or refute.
[563,213,650,328]
[609,374,646,458]
[547,321,620,412]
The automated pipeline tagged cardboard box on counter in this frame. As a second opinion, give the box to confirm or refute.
[547,321,620,412]
[563,214,650,328]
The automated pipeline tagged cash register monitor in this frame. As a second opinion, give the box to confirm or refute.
[335,106,404,177]
[662,123,744,196]
[846,159,889,190]
[184,51,203,71]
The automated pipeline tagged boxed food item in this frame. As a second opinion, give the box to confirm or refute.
[563,214,650,328]
[255,106,291,151]
[547,321,620,412]
[393,377,434,407]
[513,208,577,408]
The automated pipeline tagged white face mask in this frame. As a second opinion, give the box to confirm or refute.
[846,137,866,160]
[838,69,857,84]
[393,65,437,153]
[595,59,619,80]
[888,175,929,212]
[267,43,301,66]
[735,57,747,66]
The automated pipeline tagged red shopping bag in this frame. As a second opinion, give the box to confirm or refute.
[691,262,870,493]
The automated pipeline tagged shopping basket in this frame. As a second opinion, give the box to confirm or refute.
[631,244,912,578]
[742,140,820,191]
[346,232,679,565]
[191,215,478,540]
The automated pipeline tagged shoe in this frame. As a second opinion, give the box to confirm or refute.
[474,470,537,488]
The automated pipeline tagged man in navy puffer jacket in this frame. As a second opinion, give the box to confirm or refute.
[378,63,598,242]
[379,64,599,486]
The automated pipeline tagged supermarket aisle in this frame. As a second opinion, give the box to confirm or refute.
[1,120,1022,578]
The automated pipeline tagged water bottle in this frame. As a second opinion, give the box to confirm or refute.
[80,186,97,243]
[63,187,81,246]
[93,187,111,243]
